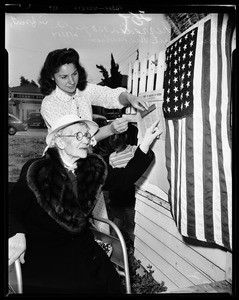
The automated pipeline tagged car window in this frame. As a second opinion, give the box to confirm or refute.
[29,113,42,118]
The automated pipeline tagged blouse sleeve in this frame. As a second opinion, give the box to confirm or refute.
[40,96,67,129]
[86,83,127,109]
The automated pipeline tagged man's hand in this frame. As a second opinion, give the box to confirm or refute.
[139,120,163,153]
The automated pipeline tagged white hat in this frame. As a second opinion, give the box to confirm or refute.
[46,114,99,145]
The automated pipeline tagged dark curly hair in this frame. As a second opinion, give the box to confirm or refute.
[38,48,88,96]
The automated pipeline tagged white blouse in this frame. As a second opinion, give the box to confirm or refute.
[41,83,127,131]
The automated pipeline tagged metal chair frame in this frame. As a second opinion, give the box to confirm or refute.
[90,215,131,294]
[8,258,23,294]
[8,216,131,294]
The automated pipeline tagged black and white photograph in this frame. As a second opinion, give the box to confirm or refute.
[5,1,237,296]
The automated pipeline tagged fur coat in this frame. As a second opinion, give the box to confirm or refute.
[26,147,107,234]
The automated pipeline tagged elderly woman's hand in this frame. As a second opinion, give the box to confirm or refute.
[8,233,26,266]
[139,120,163,154]
[110,117,129,134]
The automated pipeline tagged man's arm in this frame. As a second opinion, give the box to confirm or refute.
[103,119,162,191]
[103,146,154,191]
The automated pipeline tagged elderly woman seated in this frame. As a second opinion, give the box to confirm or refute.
[8,114,162,294]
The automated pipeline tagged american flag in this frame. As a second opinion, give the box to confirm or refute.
[163,27,197,119]
[163,14,233,251]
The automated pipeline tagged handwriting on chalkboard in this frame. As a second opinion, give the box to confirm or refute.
[8,12,170,45]
[9,15,48,28]
[51,13,170,44]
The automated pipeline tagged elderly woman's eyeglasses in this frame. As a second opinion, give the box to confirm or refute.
[60,131,92,141]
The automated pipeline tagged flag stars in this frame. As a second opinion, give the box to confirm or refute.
[185,101,190,107]
[164,27,197,119]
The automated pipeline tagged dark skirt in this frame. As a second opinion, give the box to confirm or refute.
[21,227,122,295]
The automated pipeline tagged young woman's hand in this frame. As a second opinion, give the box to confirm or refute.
[119,92,150,111]
[8,233,26,266]
[127,94,150,111]
[110,117,129,134]
[139,120,163,154]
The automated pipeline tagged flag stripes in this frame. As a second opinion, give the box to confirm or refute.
[185,116,195,238]
[163,14,233,250]
[201,19,214,243]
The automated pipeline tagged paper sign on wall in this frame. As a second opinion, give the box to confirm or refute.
[138,89,165,140]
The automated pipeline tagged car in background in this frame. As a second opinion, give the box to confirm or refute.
[8,114,28,135]
[27,112,46,128]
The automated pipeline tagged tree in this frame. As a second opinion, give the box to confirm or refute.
[110,54,122,88]
[96,54,122,88]
[30,80,38,87]
[20,76,38,87]
[96,65,110,86]
[20,76,30,86]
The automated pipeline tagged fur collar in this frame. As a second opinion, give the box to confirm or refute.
[27,148,107,233]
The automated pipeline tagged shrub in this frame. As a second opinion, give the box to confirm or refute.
[121,240,167,294]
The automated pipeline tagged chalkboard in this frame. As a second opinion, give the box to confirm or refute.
[5,11,170,87]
